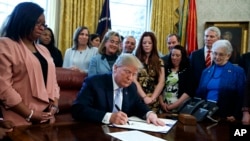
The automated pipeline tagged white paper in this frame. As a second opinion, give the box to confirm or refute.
[107,130,166,141]
[109,116,177,133]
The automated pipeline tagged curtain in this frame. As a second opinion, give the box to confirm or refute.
[151,0,180,55]
[58,0,104,56]
[179,0,198,55]
[179,0,189,48]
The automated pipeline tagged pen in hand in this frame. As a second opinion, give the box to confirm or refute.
[115,104,130,125]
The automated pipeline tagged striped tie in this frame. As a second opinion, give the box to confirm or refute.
[205,50,211,67]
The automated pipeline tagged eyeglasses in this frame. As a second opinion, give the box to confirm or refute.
[121,68,137,77]
[212,52,227,57]
[109,39,120,46]
[35,21,47,28]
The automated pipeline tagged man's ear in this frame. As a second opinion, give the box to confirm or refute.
[113,65,118,72]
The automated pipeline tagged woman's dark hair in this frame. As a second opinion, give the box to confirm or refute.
[38,27,56,51]
[167,45,190,71]
[0,2,44,42]
[135,31,161,77]
[89,33,100,41]
[89,33,100,46]
[72,26,89,50]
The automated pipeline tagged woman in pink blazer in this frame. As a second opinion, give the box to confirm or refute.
[0,2,60,126]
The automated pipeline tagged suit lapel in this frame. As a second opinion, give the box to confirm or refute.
[121,88,129,112]
[100,55,111,70]
[200,48,205,63]
[105,74,114,112]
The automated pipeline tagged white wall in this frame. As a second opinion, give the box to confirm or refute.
[196,0,250,52]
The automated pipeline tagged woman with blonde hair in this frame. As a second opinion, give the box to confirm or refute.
[88,31,121,76]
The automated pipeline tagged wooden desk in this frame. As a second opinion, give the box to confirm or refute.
[7,120,231,141]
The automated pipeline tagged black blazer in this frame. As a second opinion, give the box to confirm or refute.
[165,67,195,98]
[189,48,206,89]
[71,73,150,123]
[239,52,250,75]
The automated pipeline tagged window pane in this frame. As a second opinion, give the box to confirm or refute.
[110,0,149,43]
[0,0,47,26]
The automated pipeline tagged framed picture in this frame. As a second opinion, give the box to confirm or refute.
[205,21,249,63]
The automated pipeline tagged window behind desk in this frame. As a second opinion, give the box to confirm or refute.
[0,0,48,27]
[110,0,151,44]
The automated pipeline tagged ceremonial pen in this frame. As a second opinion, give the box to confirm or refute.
[115,104,130,125]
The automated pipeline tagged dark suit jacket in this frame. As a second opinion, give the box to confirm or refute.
[239,52,250,75]
[189,48,206,90]
[244,70,250,108]
[165,67,195,98]
[71,73,150,123]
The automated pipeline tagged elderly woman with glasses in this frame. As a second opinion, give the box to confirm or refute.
[196,40,246,122]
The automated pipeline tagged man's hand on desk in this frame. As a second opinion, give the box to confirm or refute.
[110,111,129,125]
[146,112,165,126]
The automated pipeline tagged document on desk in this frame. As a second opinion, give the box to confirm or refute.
[107,130,166,141]
[109,116,177,133]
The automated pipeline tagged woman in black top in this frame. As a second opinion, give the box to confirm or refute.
[38,27,63,67]
[159,45,194,112]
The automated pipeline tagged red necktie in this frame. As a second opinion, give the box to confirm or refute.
[205,50,211,67]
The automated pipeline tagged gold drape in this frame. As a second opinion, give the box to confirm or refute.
[58,0,104,56]
[151,0,180,55]
[179,0,189,48]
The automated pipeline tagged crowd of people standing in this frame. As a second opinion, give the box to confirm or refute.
[0,2,249,139]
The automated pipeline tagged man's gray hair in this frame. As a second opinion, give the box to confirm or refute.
[113,53,143,70]
[212,39,233,55]
[205,26,221,38]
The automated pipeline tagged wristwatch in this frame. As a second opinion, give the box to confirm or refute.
[26,110,34,122]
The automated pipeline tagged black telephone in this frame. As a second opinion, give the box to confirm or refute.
[177,97,219,122]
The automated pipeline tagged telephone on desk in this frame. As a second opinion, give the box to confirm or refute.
[177,97,219,122]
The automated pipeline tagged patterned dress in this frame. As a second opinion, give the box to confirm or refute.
[163,72,179,107]
[137,59,164,113]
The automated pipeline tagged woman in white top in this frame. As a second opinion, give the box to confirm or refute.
[63,26,98,73]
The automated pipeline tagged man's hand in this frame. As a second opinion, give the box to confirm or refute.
[110,111,128,125]
[242,112,250,125]
[146,112,165,126]
[226,116,236,122]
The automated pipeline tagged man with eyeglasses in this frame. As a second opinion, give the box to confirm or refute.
[71,53,165,126]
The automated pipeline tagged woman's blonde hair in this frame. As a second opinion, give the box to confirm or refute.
[98,30,121,55]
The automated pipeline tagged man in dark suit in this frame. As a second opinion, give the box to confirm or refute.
[239,52,250,125]
[71,53,164,125]
[239,52,250,75]
[189,26,221,91]
[161,34,180,74]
